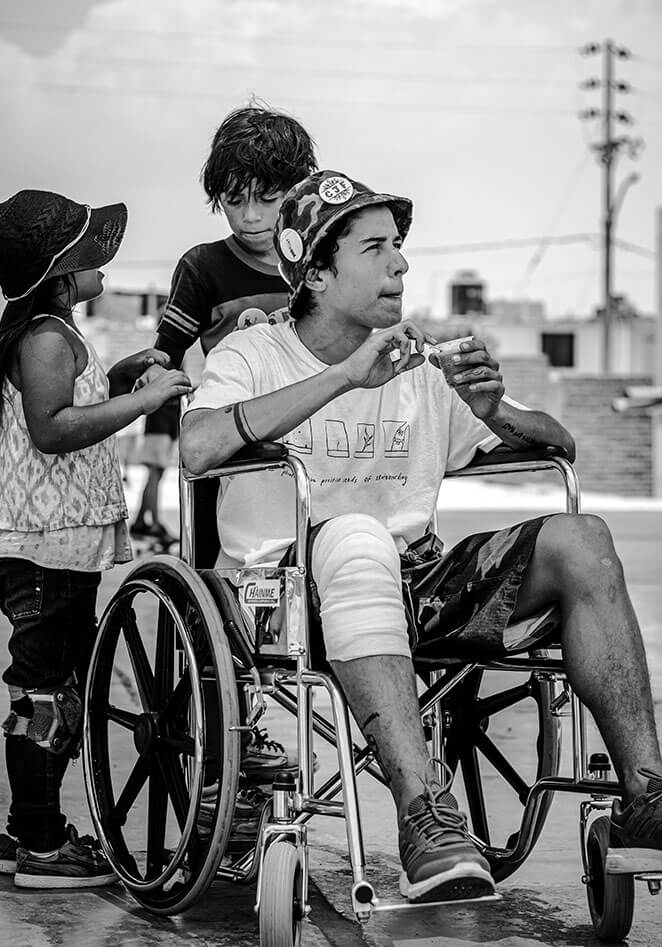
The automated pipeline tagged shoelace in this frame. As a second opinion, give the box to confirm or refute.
[251,728,285,755]
[404,781,470,845]
[65,825,104,854]
[237,784,268,806]
[639,768,662,804]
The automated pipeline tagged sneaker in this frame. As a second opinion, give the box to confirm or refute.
[233,782,270,835]
[197,781,270,839]
[129,518,149,537]
[150,521,178,545]
[609,768,662,873]
[241,727,318,780]
[0,833,17,874]
[398,784,496,903]
[14,825,117,889]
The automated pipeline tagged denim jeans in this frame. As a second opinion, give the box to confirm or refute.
[0,558,100,850]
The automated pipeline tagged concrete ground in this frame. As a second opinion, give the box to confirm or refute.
[0,469,661,946]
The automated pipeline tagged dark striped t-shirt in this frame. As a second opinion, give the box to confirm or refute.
[157,235,289,356]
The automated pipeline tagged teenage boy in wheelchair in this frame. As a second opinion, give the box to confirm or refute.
[180,170,662,905]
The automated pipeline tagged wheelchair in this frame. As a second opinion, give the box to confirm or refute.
[82,443,661,944]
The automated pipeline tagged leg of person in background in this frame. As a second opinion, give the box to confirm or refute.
[131,463,165,535]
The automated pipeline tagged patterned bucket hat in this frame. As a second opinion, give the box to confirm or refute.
[0,190,127,302]
[274,170,413,310]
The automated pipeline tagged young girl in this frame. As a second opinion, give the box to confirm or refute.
[0,189,191,888]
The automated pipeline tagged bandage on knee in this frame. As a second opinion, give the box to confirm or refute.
[311,514,409,662]
[2,685,82,755]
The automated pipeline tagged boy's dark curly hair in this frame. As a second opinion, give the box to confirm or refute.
[201,104,317,212]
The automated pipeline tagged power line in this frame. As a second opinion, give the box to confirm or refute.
[0,50,583,87]
[612,238,656,259]
[0,78,577,115]
[0,21,579,53]
[518,154,591,293]
[406,234,596,255]
[405,233,654,259]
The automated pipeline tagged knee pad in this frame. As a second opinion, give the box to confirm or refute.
[2,685,82,756]
[311,514,409,662]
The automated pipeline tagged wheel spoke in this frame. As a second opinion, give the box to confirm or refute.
[474,728,530,802]
[157,751,191,830]
[113,755,150,825]
[121,605,155,711]
[146,759,168,880]
[106,704,139,731]
[460,746,490,845]
[159,730,196,756]
[160,669,192,721]
[153,603,175,710]
[473,682,534,719]
[157,752,203,867]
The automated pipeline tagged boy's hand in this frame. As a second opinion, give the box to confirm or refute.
[430,336,504,419]
[137,369,192,415]
[339,320,434,390]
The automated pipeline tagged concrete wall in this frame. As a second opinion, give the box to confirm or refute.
[494,356,653,496]
[560,374,653,497]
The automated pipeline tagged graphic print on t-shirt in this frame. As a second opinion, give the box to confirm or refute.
[283,418,411,460]
[383,420,410,457]
[355,423,375,458]
[325,420,350,458]
[207,295,289,348]
[235,305,290,330]
[283,419,313,454]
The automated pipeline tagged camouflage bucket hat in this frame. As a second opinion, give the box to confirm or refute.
[274,170,413,310]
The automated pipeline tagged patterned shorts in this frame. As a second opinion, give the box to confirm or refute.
[305,514,555,668]
[402,515,555,663]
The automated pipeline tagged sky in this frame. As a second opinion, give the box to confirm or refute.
[1,0,661,318]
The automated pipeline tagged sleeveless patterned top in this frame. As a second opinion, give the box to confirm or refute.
[0,315,128,533]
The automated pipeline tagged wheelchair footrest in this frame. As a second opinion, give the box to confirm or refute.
[371,892,502,913]
[606,848,662,875]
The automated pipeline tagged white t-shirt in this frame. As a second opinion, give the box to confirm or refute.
[186,321,501,567]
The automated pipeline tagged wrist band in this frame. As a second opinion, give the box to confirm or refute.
[233,402,257,444]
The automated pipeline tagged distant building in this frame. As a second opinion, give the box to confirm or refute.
[449,269,487,316]
[488,297,546,323]
[423,311,656,376]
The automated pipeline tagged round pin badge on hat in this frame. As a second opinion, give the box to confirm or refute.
[279,228,304,262]
[318,176,354,205]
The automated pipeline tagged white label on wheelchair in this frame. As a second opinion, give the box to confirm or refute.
[240,578,281,607]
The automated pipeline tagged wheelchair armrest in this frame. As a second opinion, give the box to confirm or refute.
[225,440,289,465]
[447,445,569,477]
[445,444,580,514]
[182,441,289,480]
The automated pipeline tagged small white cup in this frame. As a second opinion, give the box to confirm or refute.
[429,335,475,383]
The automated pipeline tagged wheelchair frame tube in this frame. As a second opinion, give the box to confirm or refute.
[445,455,581,516]
[181,455,311,571]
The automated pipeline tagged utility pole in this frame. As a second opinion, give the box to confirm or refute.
[579,40,642,374]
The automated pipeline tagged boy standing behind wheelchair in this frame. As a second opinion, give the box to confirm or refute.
[150,103,319,787]
[0,190,191,888]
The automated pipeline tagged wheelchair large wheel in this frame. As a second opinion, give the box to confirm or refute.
[259,840,304,947]
[84,555,241,914]
[586,816,634,942]
[441,649,562,882]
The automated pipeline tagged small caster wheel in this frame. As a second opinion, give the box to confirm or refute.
[259,840,304,947]
[586,816,634,942]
